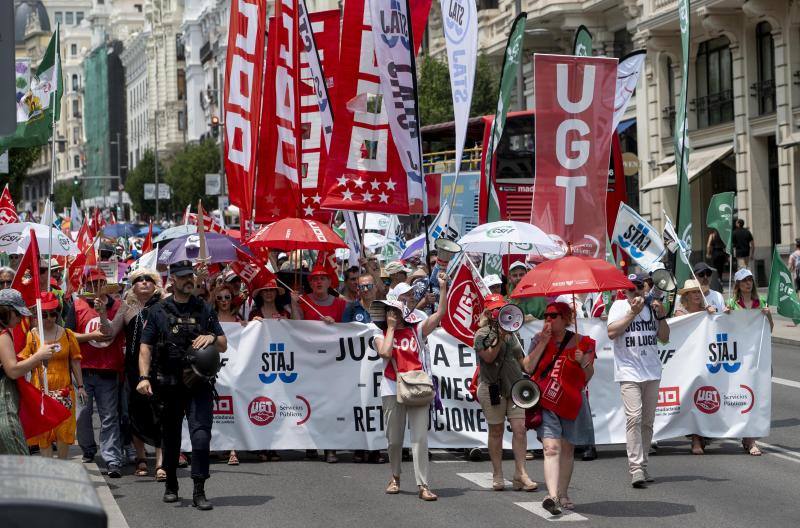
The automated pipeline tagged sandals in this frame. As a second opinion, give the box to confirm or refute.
[353,450,366,463]
[743,439,762,456]
[367,451,386,464]
[228,452,240,466]
[134,458,148,477]
[542,496,563,515]
[155,466,167,482]
[512,474,538,492]
[691,435,705,455]
[385,476,400,494]
[492,474,505,491]
[418,485,438,501]
[267,450,282,461]
[559,496,575,510]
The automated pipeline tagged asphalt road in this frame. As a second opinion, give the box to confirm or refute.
[106,339,800,528]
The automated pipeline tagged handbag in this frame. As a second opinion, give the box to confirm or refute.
[525,331,574,430]
[393,357,434,406]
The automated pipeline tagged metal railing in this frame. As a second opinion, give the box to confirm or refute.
[422,146,483,174]
[750,79,776,115]
[691,89,734,127]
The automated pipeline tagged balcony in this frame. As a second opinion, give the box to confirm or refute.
[691,89,734,128]
[750,79,776,115]
[644,0,679,18]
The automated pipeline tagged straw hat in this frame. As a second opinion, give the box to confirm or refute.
[677,279,703,295]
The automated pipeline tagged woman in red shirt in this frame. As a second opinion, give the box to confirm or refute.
[375,273,448,502]
[525,302,596,515]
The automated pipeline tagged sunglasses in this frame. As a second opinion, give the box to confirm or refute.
[697,271,712,278]
[543,312,560,320]
[42,311,59,319]
[132,276,156,284]
[0,280,11,287]
[216,295,232,301]
[358,284,374,291]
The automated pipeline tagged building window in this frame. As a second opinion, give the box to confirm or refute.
[178,111,186,131]
[613,29,633,59]
[177,69,186,101]
[70,44,77,56]
[693,36,734,128]
[76,12,84,25]
[72,99,79,117]
[134,4,142,13]
[754,22,776,115]
[477,0,499,9]
[72,74,79,91]
[73,127,79,144]
[55,12,63,24]
[175,34,186,62]
[65,12,74,25]
[663,57,676,135]
[73,155,80,170]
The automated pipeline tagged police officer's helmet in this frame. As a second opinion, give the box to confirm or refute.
[187,343,221,380]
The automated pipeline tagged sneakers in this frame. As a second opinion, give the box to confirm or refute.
[643,468,655,483]
[107,466,122,479]
[631,469,647,488]
[81,452,95,463]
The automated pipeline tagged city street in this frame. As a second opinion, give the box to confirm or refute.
[103,337,800,528]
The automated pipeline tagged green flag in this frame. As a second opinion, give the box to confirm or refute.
[673,0,692,288]
[767,246,800,323]
[706,191,735,254]
[0,24,62,150]
[485,12,527,225]
[573,25,593,56]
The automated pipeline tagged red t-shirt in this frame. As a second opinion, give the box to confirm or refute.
[533,334,595,420]
[383,326,423,381]
[300,294,346,322]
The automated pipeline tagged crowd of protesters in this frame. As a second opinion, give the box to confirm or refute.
[0,226,777,512]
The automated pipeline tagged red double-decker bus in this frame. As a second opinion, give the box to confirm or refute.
[421,110,626,234]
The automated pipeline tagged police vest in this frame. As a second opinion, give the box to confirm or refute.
[154,297,208,384]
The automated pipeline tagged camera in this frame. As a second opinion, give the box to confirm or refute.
[488,383,501,406]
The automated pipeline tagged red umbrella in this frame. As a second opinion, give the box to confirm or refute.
[510,255,634,298]
[247,217,347,252]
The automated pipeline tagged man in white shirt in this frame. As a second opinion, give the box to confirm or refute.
[607,273,670,488]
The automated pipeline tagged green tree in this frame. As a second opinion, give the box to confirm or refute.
[0,146,41,199]
[165,139,221,213]
[417,54,499,127]
[53,179,83,211]
[125,150,164,218]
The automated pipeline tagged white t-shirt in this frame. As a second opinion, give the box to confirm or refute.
[607,299,663,383]
[675,289,726,312]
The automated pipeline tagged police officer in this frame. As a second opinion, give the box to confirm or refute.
[136,260,226,510]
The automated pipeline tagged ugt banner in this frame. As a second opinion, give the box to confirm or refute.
[183,311,770,450]
[531,54,617,258]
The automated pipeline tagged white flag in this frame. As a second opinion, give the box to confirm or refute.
[298,0,334,155]
[612,203,665,272]
[440,0,477,183]
[427,201,454,245]
[369,0,426,213]
[130,248,159,272]
[663,211,690,258]
[612,51,646,130]
[70,196,82,229]
[343,212,362,267]
[40,199,55,227]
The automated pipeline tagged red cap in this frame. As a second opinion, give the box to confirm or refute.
[484,293,506,311]
[86,267,107,283]
[308,265,329,279]
[39,292,60,311]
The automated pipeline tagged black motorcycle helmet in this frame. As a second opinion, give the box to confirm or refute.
[186,343,221,381]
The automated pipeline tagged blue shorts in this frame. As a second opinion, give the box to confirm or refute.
[536,406,593,446]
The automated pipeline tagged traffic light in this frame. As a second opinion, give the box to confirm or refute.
[73,175,79,186]
[210,116,220,139]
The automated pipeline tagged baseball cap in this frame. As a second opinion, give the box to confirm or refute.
[734,268,753,282]
[388,282,414,299]
[0,289,32,316]
[483,274,502,288]
[385,261,412,275]
[484,293,506,311]
[508,261,529,272]
[168,260,195,277]
[693,261,715,274]
[39,291,60,311]
[627,272,648,285]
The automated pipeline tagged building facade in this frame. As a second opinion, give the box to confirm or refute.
[120,31,150,171]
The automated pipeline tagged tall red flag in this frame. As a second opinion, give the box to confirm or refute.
[229,247,276,293]
[254,0,304,223]
[0,184,19,224]
[142,221,153,254]
[11,229,42,307]
[440,258,488,346]
[223,0,267,238]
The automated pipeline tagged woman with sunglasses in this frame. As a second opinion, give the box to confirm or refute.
[249,280,292,321]
[19,292,85,459]
[525,302,596,515]
[123,268,165,479]
[0,289,56,454]
[726,268,771,456]
[214,284,245,323]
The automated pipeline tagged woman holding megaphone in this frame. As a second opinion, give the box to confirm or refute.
[473,294,538,493]
[526,301,596,515]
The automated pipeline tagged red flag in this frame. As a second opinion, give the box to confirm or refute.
[0,184,19,224]
[314,251,339,289]
[440,259,487,346]
[142,221,153,253]
[224,0,267,238]
[66,252,87,295]
[11,229,42,307]
[92,208,106,232]
[531,54,617,257]
[230,247,276,293]
[254,0,304,223]
[318,0,432,215]
[185,212,225,234]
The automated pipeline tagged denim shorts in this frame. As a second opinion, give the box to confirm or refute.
[536,408,589,446]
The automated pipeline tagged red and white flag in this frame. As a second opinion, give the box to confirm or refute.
[224,0,267,237]
[185,212,225,234]
[254,0,304,222]
[531,54,617,258]
[0,184,19,224]
[441,257,490,346]
[11,229,41,307]
[230,247,276,293]
[142,221,153,254]
[319,0,432,215]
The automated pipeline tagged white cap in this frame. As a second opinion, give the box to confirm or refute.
[388,282,414,300]
[483,274,502,288]
[278,252,288,260]
[734,268,753,282]
[508,261,529,271]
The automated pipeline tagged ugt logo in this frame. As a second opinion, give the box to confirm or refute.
[259,343,297,384]
[706,333,740,373]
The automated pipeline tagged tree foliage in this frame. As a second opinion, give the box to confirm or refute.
[0,146,41,199]
[53,179,83,211]
[165,139,221,214]
[125,150,164,219]
[417,54,499,127]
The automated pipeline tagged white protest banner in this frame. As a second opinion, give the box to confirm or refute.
[612,202,666,272]
[184,311,770,450]
[612,51,646,130]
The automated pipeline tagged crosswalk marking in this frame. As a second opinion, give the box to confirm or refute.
[773,377,800,389]
[456,472,511,489]
[515,501,589,522]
